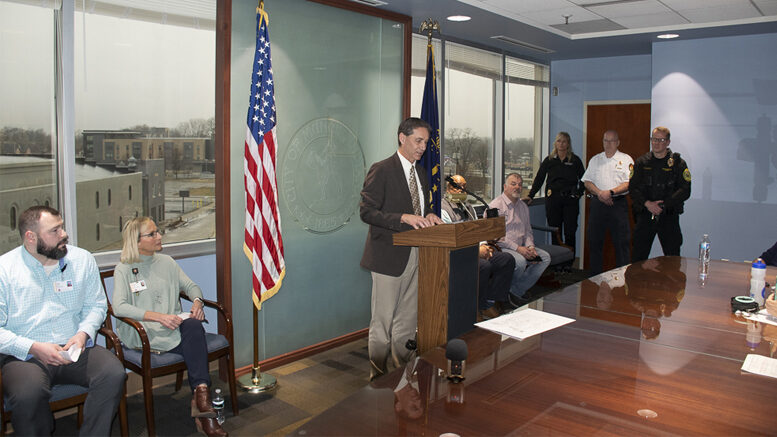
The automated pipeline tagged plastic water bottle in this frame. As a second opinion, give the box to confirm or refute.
[698,234,711,281]
[212,388,225,425]
[750,258,767,306]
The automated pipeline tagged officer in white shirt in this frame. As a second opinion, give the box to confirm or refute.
[581,130,634,275]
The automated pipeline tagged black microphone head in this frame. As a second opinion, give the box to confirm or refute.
[445,175,461,189]
[445,339,468,361]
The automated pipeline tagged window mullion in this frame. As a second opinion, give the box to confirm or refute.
[55,0,78,243]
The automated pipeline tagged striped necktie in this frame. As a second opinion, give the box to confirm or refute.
[409,165,422,216]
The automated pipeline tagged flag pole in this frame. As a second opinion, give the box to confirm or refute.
[238,306,277,393]
[239,0,278,394]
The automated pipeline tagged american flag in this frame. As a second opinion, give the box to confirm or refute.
[244,8,285,310]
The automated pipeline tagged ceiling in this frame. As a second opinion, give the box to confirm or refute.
[360,0,777,63]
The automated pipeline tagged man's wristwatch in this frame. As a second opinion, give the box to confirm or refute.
[609,189,615,196]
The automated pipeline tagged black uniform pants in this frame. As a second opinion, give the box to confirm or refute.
[545,194,580,255]
[632,211,682,262]
[587,197,630,275]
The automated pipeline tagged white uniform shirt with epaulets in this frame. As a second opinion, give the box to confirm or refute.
[581,150,634,194]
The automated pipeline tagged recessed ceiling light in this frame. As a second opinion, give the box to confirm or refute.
[447,15,471,22]
[657,33,679,39]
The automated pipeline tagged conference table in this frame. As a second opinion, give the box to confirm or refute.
[294,257,777,436]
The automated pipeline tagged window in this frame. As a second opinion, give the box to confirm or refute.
[73,1,216,251]
[504,57,549,196]
[0,1,58,254]
[96,223,100,241]
[409,35,549,203]
[95,191,100,208]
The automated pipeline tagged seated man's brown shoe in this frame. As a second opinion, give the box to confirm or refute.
[479,306,500,320]
[192,385,217,418]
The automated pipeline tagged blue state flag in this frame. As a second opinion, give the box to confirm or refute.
[419,43,441,216]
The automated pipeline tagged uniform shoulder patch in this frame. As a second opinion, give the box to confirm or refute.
[629,163,634,179]
[683,168,691,182]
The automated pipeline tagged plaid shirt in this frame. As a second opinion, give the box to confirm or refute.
[0,245,106,360]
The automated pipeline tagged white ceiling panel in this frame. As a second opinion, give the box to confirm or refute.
[476,0,572,13]
[660,0,749,10]
[754,0,777,15]
[611,11,691,28]
[521,7,602,26]
[454,0,777,41]
[588,0,673,19]
[679,5,762,23]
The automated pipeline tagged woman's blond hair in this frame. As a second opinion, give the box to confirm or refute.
[550,131,574,159]
[120,216,154,264]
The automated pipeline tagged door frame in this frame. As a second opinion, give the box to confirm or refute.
[580,99,651,270]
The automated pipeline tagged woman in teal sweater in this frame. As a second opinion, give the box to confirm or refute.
[113,217,227,437]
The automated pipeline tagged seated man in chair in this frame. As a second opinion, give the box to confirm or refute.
[0,206,126,436]
[441,175,515,319]
[489,173,551,306]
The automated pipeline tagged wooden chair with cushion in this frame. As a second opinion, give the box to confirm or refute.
[100,269,238,437]
[0,323,129,436]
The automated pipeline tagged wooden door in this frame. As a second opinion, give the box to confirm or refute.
[582,102,651,272]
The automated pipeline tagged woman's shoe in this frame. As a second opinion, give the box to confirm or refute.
[191,385,217,418]
[195,417,228,437]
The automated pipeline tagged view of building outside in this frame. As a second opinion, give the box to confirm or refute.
[0,1,216,254]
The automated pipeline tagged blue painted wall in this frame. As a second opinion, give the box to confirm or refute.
[549,54,653,256]
[550,33,777,264]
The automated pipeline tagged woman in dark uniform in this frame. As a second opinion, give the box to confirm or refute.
[527,131,585,258]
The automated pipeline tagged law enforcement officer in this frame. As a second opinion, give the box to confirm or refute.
[581,130,634,275]
[527,132,585,257]
[630,126,691,262]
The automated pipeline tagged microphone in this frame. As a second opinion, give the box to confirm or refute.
[445,176,499,218]
[59,259,67,273]
[445,338,467,383]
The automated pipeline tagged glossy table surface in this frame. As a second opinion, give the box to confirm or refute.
[295,257,777,436]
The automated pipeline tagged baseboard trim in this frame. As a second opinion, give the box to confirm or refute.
[235,328,368,377]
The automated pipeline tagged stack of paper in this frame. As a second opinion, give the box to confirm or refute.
[475,308,575,341]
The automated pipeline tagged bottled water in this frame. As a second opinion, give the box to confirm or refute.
[698,234,711,280]
[212,388,225,425]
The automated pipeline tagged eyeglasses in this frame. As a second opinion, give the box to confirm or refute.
[139,229,163,239]
[650,137,668,143]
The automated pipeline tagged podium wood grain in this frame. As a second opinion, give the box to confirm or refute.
[393,217,505,353]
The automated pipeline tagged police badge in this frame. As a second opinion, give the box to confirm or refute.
[667,157,674,167]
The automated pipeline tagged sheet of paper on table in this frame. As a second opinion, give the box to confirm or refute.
[742,354,777,379]
[475,308,575,341]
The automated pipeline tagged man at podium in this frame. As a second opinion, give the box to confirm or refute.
[360,117,443,380]
[440,175,515,319]
[489,173,551,305]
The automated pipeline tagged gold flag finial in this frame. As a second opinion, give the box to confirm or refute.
[257,0,264,14]
[419,19,440,45]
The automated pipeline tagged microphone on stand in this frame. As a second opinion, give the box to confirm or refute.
[445,338,467,383]
[445,176,498,218]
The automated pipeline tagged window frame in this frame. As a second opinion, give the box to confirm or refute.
[40,1,217,267]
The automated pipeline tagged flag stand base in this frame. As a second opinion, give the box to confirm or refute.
[238,367,277,394]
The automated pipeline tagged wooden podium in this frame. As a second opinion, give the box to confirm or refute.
[393,216,505,353]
